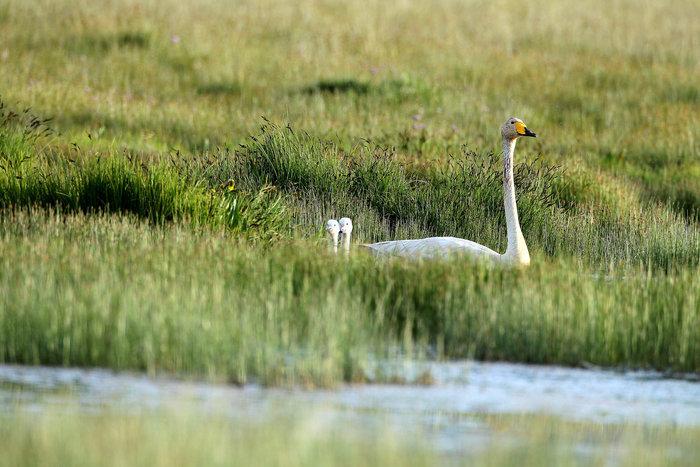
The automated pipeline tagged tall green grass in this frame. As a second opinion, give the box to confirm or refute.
[1,210,698,385]
[0,107,289,240]
[2,106,700,381]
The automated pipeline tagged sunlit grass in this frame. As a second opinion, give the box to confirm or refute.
[0,0,699,381]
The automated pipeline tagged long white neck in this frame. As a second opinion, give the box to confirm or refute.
[501,138,530,265]
[330,233,339,254]
[341,232,351,256]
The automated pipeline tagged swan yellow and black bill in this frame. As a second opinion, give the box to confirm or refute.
[515,121,537,137]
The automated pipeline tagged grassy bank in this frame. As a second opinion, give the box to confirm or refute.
[0,0,699,382]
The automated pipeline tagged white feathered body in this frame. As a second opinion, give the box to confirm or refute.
[362,236,500,260]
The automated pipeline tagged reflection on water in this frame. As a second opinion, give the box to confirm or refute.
[1,361,699,457]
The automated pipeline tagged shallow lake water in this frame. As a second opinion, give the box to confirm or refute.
[1,361,699,459]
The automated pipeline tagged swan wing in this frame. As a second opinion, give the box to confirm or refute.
[363,237,499,260]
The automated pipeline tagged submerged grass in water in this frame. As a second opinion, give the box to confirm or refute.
[0,405,434,467]
[0,402,697,467]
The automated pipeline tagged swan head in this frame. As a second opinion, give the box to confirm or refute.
[501,117,537,140]
[339,217,353,235]
[325,219,340,239]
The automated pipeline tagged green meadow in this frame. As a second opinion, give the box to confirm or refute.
[1,0,699,381]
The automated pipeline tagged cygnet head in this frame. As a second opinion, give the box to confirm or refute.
[501,117,537,141]
[339,217,353,236]
[325,219,340,238]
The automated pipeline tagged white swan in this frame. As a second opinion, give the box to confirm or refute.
[325,219,340,254]
[339,217,352,256]
[362,117,537,266]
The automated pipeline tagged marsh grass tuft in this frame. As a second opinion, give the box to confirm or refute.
[219,183,290,241]
[301,77,436,104]
[65,31,152,54]
[196,81,242,96]
[303,79,371,95]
